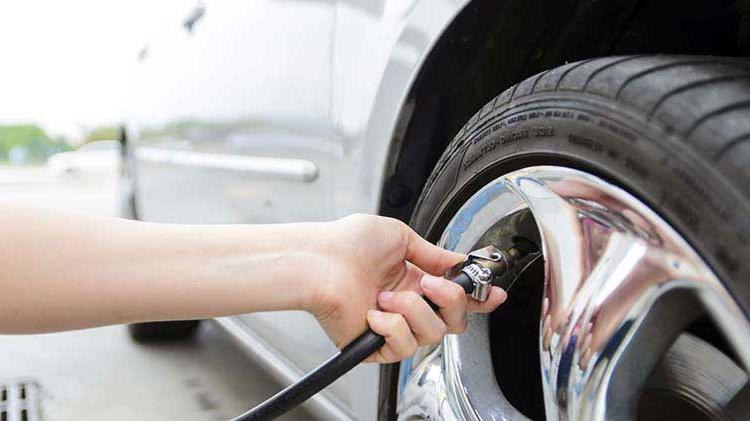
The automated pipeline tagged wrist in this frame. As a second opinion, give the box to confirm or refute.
[275,221,338,314]
[292,220,344,315]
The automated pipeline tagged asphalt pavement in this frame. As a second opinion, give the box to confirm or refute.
[0,166,310,421]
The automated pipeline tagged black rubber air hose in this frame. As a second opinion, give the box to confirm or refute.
[231,271,477,421]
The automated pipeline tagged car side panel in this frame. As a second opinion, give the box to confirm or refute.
[128,1,362,418]
[128,0,473,419]
[131,1,336,225]
[331,0,473,218]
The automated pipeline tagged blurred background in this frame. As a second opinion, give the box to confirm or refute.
[0,1,306,420]
[1,2,183,149]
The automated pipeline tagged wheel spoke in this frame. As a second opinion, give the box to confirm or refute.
[507,168,750,421]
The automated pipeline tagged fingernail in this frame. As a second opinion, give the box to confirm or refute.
[378,291,394,303]
[421,275,441,290]
[496,287,508,303]
[368,309,382,319]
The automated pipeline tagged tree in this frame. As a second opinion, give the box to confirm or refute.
[83,126,119,143]
[0,124,70,163]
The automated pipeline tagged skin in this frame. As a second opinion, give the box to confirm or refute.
[0,206,507,363]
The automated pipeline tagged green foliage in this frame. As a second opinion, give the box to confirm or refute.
[83,125,119,143]
[0,124,71,163]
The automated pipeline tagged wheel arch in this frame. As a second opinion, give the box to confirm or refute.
[378,0,749,222]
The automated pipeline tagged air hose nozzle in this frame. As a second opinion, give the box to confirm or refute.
[445,241,538,301]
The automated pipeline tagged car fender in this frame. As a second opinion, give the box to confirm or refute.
[331,0,472,218]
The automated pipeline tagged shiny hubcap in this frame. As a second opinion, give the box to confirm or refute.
[397,166,750,420]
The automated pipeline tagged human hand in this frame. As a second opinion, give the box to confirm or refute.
[306,214,507,363]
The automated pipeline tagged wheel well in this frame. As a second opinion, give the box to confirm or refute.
[379,0,750,222]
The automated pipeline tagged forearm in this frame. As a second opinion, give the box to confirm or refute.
[0,205,326,333]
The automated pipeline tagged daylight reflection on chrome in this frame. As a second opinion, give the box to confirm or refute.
[509,168,750,421]
[397,166,750,421]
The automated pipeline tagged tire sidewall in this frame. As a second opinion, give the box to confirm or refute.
[412,93,750,311]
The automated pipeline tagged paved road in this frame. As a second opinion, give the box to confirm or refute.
[0,166,309,420]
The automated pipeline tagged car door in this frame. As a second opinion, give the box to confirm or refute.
[130,1,336,225]
[128,1,378,419]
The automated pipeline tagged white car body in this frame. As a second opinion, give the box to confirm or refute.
[48,141,120,177]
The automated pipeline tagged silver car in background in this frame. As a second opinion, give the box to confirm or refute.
[123,1,750,420]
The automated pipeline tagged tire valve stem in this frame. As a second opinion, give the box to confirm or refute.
[445,239,539,301]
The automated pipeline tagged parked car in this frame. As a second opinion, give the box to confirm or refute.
[122,1,750,420]
[47,140,120,177]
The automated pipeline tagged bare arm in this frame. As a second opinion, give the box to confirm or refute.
[1,204,329,332]
[0,206,506,362]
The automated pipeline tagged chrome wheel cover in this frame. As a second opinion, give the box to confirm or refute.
[397,166,750,420]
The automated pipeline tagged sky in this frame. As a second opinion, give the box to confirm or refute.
[0,1,195,139]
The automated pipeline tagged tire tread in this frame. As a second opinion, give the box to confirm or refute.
[419,55,750,214]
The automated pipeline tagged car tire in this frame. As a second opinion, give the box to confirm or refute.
[128,320,201,342]
[381,55,750,420]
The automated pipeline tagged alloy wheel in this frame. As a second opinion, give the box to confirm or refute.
[397,166,750,420]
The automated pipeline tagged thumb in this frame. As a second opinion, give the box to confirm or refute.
[403,224,465,276]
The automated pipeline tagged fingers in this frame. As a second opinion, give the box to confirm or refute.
[420,275,469,333]
[365,310,417,363]
[377,290,447,345]
[467,286,507,313]
[375,281,508,350]
[401,222,465,276]
[365,271,508,364]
